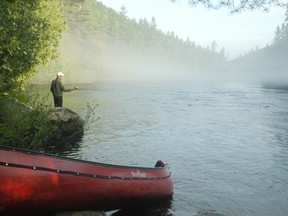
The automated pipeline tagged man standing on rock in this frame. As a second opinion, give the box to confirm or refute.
[50,72,77,107]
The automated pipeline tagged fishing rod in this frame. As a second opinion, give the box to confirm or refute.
[74,87,100,91]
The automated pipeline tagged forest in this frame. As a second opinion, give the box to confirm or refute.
[30,0,288,85]
[31,0,228,84]
[1,0,287,88]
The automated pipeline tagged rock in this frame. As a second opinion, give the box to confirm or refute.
[45,107,84,148]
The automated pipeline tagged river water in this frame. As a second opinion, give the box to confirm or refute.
[53,81,288,216]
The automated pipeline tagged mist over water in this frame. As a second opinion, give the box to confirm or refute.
[59,80,288,216]
[81,40,193,82]
[62,31,288,88]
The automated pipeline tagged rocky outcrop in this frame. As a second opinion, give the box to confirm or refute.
[46,107,84,147]
[0,95,84,150]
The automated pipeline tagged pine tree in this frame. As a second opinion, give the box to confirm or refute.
[273,26,282,44]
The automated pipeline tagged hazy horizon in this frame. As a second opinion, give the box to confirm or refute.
[99,0,286,59]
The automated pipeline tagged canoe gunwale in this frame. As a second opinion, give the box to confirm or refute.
[0,145,168,170]
[0,161,171,181]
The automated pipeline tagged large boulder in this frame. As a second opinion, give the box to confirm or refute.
[46,107,84,148]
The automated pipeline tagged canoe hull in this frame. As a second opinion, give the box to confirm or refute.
[0,146,173,214]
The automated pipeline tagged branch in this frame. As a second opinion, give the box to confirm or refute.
[171,0,287,12]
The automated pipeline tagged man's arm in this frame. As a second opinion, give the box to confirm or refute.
[59,80,75,92]
[50,80,55,93]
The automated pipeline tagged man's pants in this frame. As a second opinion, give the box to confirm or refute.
[53,96,63,107]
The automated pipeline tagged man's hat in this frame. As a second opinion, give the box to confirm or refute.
[57,72,64,77]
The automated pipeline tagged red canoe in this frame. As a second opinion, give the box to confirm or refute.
[0,146,173,215]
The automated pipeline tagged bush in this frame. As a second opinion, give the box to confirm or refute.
[0,92,56,150]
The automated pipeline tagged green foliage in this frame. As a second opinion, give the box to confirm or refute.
[0,0,66,92]
[0,91,56,150]
[33,0,227,83]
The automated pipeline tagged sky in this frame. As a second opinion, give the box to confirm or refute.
[99,0,286,59]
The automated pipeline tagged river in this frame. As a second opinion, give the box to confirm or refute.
[44,80,288,216]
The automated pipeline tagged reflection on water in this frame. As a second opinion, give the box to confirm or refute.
[111,198,173,216]
[44,141,82,156]
[36,81,288,216]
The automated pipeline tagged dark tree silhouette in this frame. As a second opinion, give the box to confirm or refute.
[171,0,287,12]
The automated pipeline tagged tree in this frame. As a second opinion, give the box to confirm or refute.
[283,5,288,39]
[272,5,288,45]
[171,0,287,12]
[119,5,127,17]
[286,4,288,21]
[210,41,218,52]
[273,25,282,44]
[150,17,157,30]
[0,0,66,92]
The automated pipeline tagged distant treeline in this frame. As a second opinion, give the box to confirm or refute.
[33,0,288,84]
[229,5,288,82]
[33,0,227,83]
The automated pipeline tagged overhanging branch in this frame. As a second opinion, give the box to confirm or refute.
[171,0,287,12]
